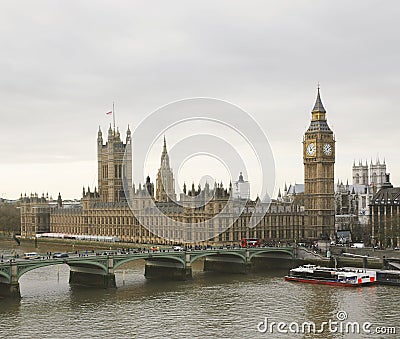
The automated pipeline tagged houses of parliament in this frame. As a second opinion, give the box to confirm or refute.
[20,89,337,245]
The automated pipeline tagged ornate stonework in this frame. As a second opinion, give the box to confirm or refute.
[303,88,335,240]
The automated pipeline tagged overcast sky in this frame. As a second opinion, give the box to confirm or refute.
[1,0,399,200]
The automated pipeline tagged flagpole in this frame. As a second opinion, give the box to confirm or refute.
[112,102,116,134]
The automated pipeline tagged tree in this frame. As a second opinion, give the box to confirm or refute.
[0,202,21,234]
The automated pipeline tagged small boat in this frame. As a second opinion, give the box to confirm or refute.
[285,264,376,287]
[374,269,400,286]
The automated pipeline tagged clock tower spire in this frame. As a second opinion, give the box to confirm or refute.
[303,86,335,241]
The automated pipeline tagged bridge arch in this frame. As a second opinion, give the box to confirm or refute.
[190,251,246,265]
[114,254,186,270]
[17,260,109,280]
[0,269,10,282]
[248,248,294,262]
[17,262,66,280]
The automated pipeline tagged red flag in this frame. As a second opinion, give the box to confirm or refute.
[106,111,112,115]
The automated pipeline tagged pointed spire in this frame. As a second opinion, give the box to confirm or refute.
[160,135,171,168]
[57,192,62,207]
[108,123,113,139]
[312,85,326,113]
[125,125,131,143]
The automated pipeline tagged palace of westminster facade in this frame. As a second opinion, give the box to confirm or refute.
[23,89,394,246]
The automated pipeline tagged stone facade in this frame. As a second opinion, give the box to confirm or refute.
[351,159,389,218]
[20,193,60,238]
[97,125,132,203]
[303,88,335,240]
[370,175,400,248]
[21,91,339,244]
[46,135,306,244]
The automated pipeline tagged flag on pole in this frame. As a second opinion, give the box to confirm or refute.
[106,111,112,115]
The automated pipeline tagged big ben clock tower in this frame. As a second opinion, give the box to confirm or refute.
[303,86,335,240]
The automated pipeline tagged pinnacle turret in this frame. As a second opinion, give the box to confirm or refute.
[160,136,170,168]
[312,86,326,113]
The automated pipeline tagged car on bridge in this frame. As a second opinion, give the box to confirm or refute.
[53,252,69,258]
[23,252,41,259]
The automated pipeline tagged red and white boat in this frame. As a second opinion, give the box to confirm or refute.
[285,264,376,287]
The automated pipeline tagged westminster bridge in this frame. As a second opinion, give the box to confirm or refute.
[0,247,294,298]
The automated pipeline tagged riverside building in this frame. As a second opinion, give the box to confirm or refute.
[21,89,337,245]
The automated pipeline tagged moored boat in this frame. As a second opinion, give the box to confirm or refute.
[285,264,376,287]
[372,269,400,286]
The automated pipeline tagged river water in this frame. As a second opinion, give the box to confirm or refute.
[1,239,400,339]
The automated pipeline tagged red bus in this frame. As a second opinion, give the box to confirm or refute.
[241,238,261,248]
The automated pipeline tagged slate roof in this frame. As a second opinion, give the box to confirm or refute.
[371,187,400,205]
[312,88,326,113]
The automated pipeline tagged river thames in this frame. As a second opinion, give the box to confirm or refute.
[1,239,400,338]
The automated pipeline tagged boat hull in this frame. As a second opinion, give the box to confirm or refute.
[284,276,375,287]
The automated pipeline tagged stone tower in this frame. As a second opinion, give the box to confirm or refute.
[97,125,132,203]
[352,160,369,185]
[156,136,176,202]
[303,87,335,240]
[370,158,387,191]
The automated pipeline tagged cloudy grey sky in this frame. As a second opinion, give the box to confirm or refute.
[1,0,399,200]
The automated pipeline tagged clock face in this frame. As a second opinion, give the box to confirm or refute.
[323,143,332,156]
[306,143,316,156]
